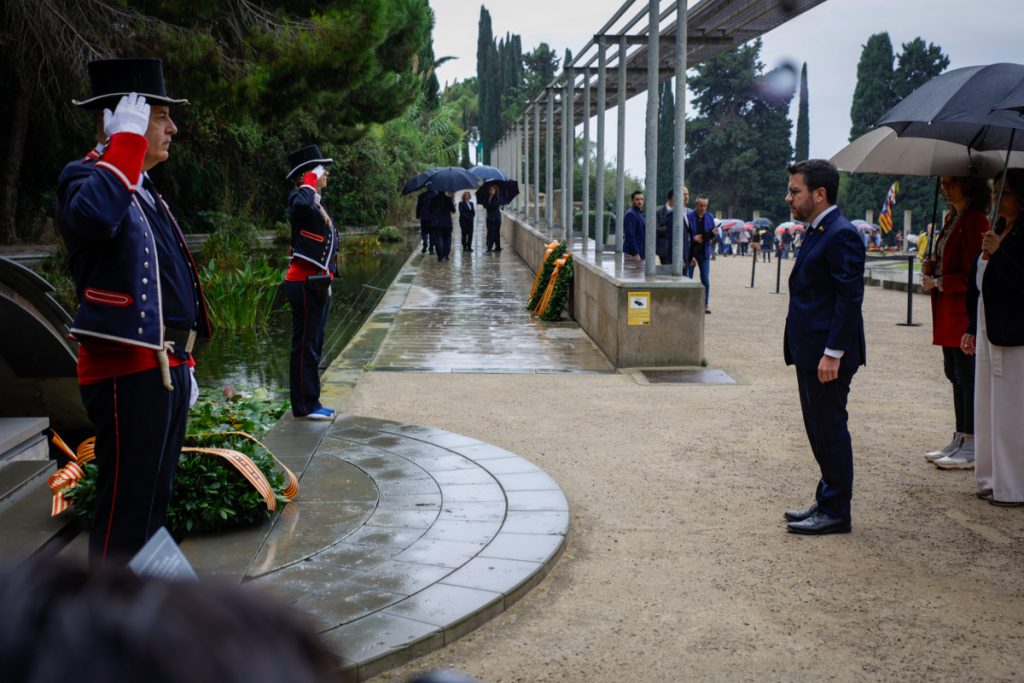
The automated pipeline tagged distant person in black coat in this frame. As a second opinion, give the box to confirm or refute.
[458,191,475,252]
[416,189,436,254]
[430,191,455,261]
[484,184,503,252]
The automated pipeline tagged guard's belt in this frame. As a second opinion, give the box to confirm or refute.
[164,325,197,354]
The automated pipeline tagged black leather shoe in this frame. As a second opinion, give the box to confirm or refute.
[783,502,818,522]
[786,511,851,535]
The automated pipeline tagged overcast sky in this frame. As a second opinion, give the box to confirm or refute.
[430,0,1022,178]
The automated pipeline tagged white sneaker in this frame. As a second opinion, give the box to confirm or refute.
[934,438,975,470]
[924,432,962,462]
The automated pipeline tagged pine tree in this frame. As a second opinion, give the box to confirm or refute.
[686,40,793,219]
[844,32,897,221]
[656,80,675,203]
[795,62,809,162]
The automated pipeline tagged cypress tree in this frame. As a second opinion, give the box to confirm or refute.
[657,80,675,203]
[844,32,896,221]
[795,62,809,162]
[477,6,495,162]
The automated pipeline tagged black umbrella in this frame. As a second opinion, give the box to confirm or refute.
[475,179,519,206]
[402,169,437,195]
[468,165,507,182]
[877,63,1024,152]
[418,166,481,193]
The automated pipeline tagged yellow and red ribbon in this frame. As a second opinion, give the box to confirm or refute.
[48,434,95,516]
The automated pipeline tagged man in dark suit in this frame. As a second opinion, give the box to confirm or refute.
[655,186,688,265]
[782,159,866,535]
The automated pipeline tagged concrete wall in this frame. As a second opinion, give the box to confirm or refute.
[503,214,705,367]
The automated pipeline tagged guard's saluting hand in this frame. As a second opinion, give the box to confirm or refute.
[102,92,151,138]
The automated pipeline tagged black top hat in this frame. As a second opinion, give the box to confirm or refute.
[72,58,189,110]
[286,145,334,180]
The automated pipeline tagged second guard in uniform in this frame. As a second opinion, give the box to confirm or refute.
[283,145,339,420]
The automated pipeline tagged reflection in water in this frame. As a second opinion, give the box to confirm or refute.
[194,238,414,391]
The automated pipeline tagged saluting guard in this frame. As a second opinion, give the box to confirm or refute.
[56,58,212,563]
[284,145,339,420]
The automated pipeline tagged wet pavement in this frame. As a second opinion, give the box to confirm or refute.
[367,240,614,373]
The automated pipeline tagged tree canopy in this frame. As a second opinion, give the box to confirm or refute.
[842,33,949,232]
[685,39,794,219]
[0,0,448,241]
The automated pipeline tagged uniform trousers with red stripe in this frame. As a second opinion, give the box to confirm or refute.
[80,363,191,563]
[285,279,330,417]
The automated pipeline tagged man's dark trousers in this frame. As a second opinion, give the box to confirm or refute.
[795,368,855,520]
[460,223,474,250]
[436,228,453,260]
[486,220,501,251]
[686,254,711,307]
[285,280,330,417]
[81,363,191,562]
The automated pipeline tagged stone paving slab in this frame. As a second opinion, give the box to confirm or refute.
[239,414,570,681]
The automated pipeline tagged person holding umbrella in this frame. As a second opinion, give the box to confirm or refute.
[416,189,436,255]
[284,144,338,421]
[430,190,456,261]
[921,176,989,469]
[962,169,1024,506]
[458,191,475,252]
[483,184,503,252]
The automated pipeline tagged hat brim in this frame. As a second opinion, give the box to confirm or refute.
[72,93,190,110]
[286,158,334,180]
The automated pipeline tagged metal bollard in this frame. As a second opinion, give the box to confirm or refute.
[772,250,783,294]
[747,248,757,288]
[898,254,921,326]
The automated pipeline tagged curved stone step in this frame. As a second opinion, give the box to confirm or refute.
[243,415,569,681]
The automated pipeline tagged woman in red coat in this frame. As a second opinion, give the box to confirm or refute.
[921,176,989,469]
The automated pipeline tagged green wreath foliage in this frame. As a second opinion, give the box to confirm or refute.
[540,254,575,321]
[66,387,290,537]
[527,241,567,311]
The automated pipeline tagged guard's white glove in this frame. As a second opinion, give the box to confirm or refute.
[188,366,199,410]
[103,92,150,138]
[311,164,327,179]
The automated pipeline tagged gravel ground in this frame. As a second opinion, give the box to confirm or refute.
[347,253,1024,682]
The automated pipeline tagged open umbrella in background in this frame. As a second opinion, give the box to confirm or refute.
[401,169,437,195]
[415,166,481,193]
[475,179,519,206]
[468,165,507,182]
[832,125,1024,177]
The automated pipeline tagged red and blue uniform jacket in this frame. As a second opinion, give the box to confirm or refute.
[288,183,339,274]
[56,133,211,367]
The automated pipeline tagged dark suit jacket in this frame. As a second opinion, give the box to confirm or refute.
[784,207,866,373]
[458,200,475,228]
[966,218,1024,346]
[686,210,715,260]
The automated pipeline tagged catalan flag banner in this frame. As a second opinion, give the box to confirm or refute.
[878,181,900,233]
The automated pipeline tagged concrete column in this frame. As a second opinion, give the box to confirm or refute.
[595,41,607,255]
[560,81,568,237]
[523,113,530,219]
[644,0,659,277]
[546,87,554,233]
[534,104,541,227]
[615,35,627,253]
[671,0,688,275]
[582,67,591,253]
[566,69,575,244]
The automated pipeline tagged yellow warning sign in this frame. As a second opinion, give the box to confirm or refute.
[627,291,651,326]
